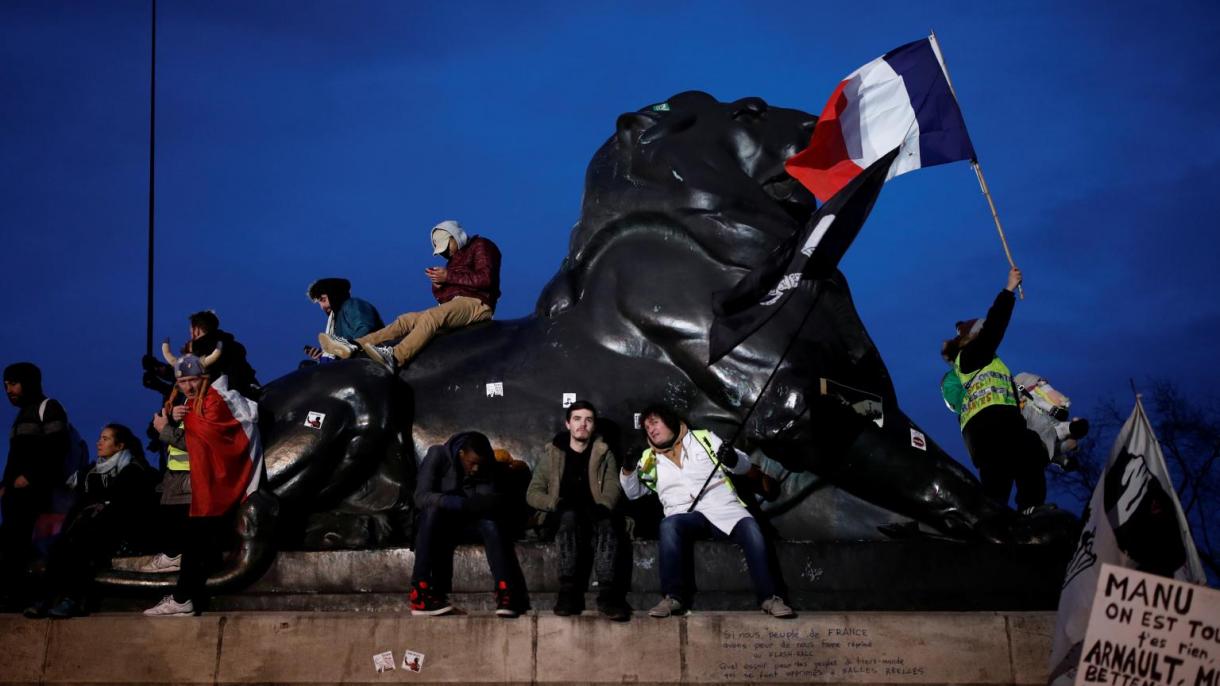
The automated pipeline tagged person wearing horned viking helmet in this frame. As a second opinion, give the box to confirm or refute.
[144,341,264,617]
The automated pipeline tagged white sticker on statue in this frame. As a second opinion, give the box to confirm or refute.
[373,651,396,673]
[910,428,927,451]
[486,382,504,398]
[304,411,325,430]
[401,650,425,673]
[562,393,576,408]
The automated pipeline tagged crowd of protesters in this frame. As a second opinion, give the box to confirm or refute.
[1,224,1082,621]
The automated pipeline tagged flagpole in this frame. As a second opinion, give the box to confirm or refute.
[145,0,158,355]
[929,30,1024,299]
[686,284,826,512]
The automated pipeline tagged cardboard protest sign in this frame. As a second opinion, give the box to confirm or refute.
[1075,563,1219,686]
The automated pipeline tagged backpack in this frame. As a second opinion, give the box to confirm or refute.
[38,399,90,514]
[1014,372,1071,422]
[940,370,965,415]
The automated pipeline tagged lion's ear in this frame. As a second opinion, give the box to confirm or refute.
[615,112,658,150]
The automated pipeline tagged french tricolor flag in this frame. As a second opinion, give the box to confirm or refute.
[785,37,976,203]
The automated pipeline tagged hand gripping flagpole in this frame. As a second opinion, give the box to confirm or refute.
[930,30,1024,299]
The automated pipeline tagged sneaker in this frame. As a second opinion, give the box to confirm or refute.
[139,553,182,573]
[359,342,398,373]
[318,333,358,359]
[48,597,86,619]
[409,582,454,617]
[1020,503,1059,517]
[143,595,194,617]
[761,596,796,619]
[22,600,49,619]
[648,596,685,618]
[596,596,631,622]
[494,580,519,618]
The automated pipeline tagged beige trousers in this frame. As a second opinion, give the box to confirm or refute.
[357,296,492,364]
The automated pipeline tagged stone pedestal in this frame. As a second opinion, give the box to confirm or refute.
[0,611,1056,685]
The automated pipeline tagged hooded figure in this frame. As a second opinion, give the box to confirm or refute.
[306,278,383,354]
[318,219,502,373]
[1,362,70,608]
[408,430,528,618]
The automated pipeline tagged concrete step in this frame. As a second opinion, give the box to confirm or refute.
[102,539,1072,612]
[0,610,1055,685]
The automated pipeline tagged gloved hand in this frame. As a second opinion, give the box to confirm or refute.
[439,495,464,512]
[620,451,642,473]
[715,442,739,469]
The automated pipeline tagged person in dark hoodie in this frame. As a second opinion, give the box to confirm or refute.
[941,267,1048,514]
[24,424,154,618]
[525,400,629,620]
[319,220,501,373]
[185,310,260,399]
[303,277,383,362]
[1,362,71,609]
[409,431,528,618]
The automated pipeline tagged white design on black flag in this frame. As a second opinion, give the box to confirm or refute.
[708,148,898,364]
[1047,396,1205,686]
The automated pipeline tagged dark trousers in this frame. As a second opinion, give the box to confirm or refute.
[155,504,190,557]
[44,507,122,602]
[0,488,46,600]
[411,505,527,600]
[553,507,619,598]
[658,512,776,605]
[173,515,230,607]
[963,408,1048,510]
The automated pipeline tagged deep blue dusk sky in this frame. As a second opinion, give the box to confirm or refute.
[3,1,1219,511]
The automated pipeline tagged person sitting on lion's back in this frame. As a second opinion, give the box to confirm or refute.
[318,220,500,373]
[303,278,383,363]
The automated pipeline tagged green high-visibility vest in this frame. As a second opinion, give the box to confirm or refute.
[954,353,1018,429]
[637,429,744,506]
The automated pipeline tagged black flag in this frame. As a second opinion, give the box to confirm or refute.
[708,148,899,364]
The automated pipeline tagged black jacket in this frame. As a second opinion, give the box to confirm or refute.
[414,433,507,517]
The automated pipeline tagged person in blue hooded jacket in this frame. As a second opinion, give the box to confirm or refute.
[304,278,383,362]
[408,431,528,618]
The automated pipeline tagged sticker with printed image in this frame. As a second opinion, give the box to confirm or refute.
[401,650,425,673]
[304,411,325,429]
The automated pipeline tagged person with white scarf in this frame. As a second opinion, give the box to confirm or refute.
[23,424,155,619]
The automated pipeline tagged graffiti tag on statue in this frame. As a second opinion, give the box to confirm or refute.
[1075,564,1219,686]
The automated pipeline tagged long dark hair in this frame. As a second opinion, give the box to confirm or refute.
[103,422,147,465]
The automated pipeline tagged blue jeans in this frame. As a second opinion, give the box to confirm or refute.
[658,512,776,605]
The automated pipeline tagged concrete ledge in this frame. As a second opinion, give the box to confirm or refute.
[106,540,1071,612]
[0,611,1055,685]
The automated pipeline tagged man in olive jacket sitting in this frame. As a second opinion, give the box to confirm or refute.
[526,400,629,620]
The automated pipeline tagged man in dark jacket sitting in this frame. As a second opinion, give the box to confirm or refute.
[526,400,629,620]
[409,431,528,618]
[303,278,383,362]
[319,220,500,373]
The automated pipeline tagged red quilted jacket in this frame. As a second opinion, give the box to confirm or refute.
[433,235,501,309]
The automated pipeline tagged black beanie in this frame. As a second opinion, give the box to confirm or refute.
[3,362,43,398]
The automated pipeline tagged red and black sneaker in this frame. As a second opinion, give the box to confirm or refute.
[494,580,519,618]
[409,581,454,617]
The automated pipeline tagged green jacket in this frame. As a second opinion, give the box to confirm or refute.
[526,433,621,512]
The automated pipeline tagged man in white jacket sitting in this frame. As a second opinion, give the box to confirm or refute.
[620,403,794,618]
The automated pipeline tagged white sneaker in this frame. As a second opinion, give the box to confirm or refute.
[139,553,182,573]
[761,595,796,618]
[143,595,194,617]
[318,333,358,359]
